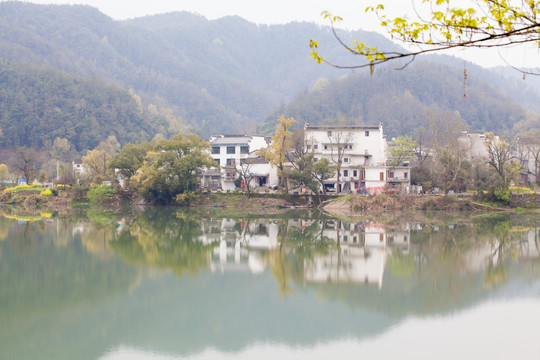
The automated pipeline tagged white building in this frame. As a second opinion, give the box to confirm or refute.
[458,131,496,160]
[206,134,278,191]
[209,135,268,168]
[304,123,390,193]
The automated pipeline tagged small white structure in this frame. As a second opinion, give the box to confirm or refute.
[72,160,87,175]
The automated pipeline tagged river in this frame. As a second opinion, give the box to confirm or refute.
[0,207,539,359]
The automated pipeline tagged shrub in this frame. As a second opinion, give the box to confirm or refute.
[175,191,199,206]
[87,185,116,204]
[71,185,89,201]
[40,188,53,198]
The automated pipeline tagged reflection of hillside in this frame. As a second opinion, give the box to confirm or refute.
[109,209,217,276]
[0,217,137,360]
[0,209,538,360]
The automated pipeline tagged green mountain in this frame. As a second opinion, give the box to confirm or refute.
[0,60,172,151]
[0,2,538,151]
[260,61,537,138]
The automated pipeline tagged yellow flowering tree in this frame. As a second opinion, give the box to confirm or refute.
[311,1,540,72]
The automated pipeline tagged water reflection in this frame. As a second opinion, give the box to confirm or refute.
[0,208,538,359]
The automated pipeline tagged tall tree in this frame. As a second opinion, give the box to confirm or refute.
[82,149,114,183]
[485,132,513,185]
[427,111,469,193]
[109,141,153,187]
[260,115,296,193]
[387,135,418,166]
[132,134,216,204]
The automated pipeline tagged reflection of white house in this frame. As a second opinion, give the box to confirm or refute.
[198,219,280,274]
[305,246,387,289]
[306,220,410,288]
[304,123,404,193]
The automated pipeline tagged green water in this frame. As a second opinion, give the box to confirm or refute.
[0,208,539,359]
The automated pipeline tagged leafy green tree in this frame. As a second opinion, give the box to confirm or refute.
[82,149,114,184]
[312,158,337,195]
[288,153,320,194]
[288,153,337,196]
[387,135,418,166]
[311,1,540,70]
[260,115,296,193]
[109,141,153,187]
[132,134,216,204]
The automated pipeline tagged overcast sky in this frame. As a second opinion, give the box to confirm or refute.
[24,0,540,69]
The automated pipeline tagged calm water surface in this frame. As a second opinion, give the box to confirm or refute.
[0,208,539,359]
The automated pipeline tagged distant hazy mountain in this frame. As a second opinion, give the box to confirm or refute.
[260,61,534,138]
[0,2,538,151]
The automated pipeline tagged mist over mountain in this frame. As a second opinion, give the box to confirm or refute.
[260,60,537,138]
[0,2,538,152]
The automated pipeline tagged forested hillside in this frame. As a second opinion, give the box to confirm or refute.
[0,2,538,152]
[0,2,400,141]
[0,61,171,151]
[260,61,537,138]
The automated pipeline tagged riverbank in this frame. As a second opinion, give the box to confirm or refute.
[1,185,538,218]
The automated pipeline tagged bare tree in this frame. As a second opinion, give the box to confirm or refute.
[235,159,254,196]
[10,147,41,184]
[485,133,513,185]
[426,111,469,193]
[326,128,353,193]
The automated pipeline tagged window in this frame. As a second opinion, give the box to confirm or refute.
[226,158,236,166]
[313,144,318,149]
[306,145,311,150]
[327,131,332,137]
[343,170,349,177]
[353,170,358,177]
[365,131,370,137]
[213,158,220,164]
[227,146,235,154]
[343,157,349,163]
[389,171,394,178]
[324,145,328,150]
[240,146,249,154]
[313,158,318,162]
[404,172,408,179]
[212,146,220,154]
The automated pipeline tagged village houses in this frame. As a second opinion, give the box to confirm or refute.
[203,123,413,194]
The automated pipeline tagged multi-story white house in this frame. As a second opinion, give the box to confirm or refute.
[304,123,390,193]
[206,134,278,191]
[209,134,268,168]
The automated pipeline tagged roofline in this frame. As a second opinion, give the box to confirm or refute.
[304,125,380,130]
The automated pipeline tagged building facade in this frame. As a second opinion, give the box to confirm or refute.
[304,123,391,193]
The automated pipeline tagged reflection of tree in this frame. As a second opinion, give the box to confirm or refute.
[109,209,217,276]
[267,219,335,296]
